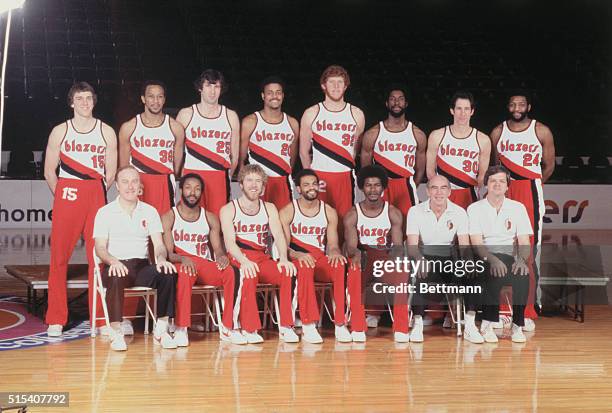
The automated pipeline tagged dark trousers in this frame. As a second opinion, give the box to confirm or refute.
[481,254,528,327]
[411,261,456,317]
[102,258,177,323]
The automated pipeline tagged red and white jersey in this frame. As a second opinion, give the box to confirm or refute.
[373,121,417,178]
[289,200,328,254]
[311,102,358,172]
[497,120,542,180]
[59,119,107,180]
[436,126,480,189]
[172,207,211,260]
[356,202,391,247]
[248,112,294,177]
[184,104,232,171]
[129,114,175,175]
[233,199,270,252]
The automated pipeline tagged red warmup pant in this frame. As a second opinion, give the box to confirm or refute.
[293,252,347,325]
[230,250,295,332]
[262,175,292,211]
[314,170,354,219]
[182,169,229,215]
[449,187,478,209]
[175,256,241,330]
[139,173,175,215]
[346,251,409,333]
[383,176,419,217]
[46,178,106,327]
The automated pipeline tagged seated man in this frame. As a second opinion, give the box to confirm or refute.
[162,173,246,346]
[344,165,407,343]
[279,169,352,343]
[219,164,298,343]
[468,165,533,343]
[93,166,178,351]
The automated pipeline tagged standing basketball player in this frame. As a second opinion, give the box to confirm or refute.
[426,91,491,208]
[161,174,245,346]
[299,65,365,221]
[490,92,555,330]
[279,169,352,343]
[44,82,117,336]
[219,164,298,343]
[240,76,299,210]
[361,85,427,217]
[344,165,407,343]
[176,69,240,214]
[118,80,185,215]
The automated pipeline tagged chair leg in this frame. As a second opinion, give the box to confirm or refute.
[214,291,223,330]
[144,295,150,335]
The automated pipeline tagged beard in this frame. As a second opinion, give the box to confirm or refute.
[181,194,200,208]
[510,111,528,122]
[302,191,318,201]
[389,108,405,118]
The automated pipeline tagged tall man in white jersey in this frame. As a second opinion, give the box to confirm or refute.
[176,69,240,215]
[118,80,185,215]
[44,82,117,337]
[361,85,427,217]
[490,91,555,330]
[299,65,365,225]
[426,91,491,209]
[240,76,299,210]
[279,169,352,343]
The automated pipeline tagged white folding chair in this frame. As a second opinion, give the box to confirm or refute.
[91,247,158,337]
[190,285,223,332]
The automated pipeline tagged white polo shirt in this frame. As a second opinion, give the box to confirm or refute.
[93,198,163,260]
[407,199,468,256]
[467,198,533,250]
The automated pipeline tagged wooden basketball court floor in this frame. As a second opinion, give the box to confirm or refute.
[1,228,612,412]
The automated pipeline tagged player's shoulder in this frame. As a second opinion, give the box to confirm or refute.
[429,126,446,138]
[225,106,239,118]
[50,121,69,137]
[411,123,427,137]
[364,122,381,136]
[534,119,552,135]
[302,104,320,117]
[475,128,490,141]
[263,201,278,213]
[490,122,504,135]
[387,203,403,219]
[242,112,258,124]
[286,113,299,128]
[219,200,236,216]
[119,116,137,130]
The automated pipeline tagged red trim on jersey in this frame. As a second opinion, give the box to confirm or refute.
[312,132,355,167]
[249,143,291,174]
[174,245,199,259]
[59,153,104,179]
[131,148,173,175]
[290,236,324,255]
[373,152,412,177]
[185,140,231,169]
[436,155,478,186]
[236,236,266,251]
[499,154,542,180]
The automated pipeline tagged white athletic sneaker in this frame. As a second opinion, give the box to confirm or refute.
[523,318,536,332]
[154,332,178,349]
[410,317,424,342]
[121,319,134,336]
[302,323,323,344]
[351,331,366,342]
[395,332,411,343]
[463,326,485,344]
[335,325,352,343]
[279,326,300,343]
[47,324,62,337]
[241,330,264,344]
[98,325,113,336]
[220,327,248,344]
[511,324,527,343]
[174,327,189,347]
[110,331,127,351]
[481,325,499,343]
[366,314,380,328]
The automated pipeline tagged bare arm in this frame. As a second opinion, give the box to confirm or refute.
[476,132,492,187]
[388,205,404,247]
[117,118,135,169]
[101,122,118,187]
[325,204,343,255]
[426,128,444,180]
[239,114,257,170]
[266,202,290,262]
[351,106,366,160]
[175,106,193,129]
[343,207,360,265]
[94,237,119,266]
[206,211,227,260]
[536,122,556,183]
[43,123,67,194]
[413,125,428,185]
[359,124,379,167]
[150,232,170,263]
[219,202,249,265]
[227,109,241,176]
[169,117,185,177]
[287,115,300,169]
[279,203,298,257]
[489,124,503,166]
[161,209,183,263]
[299,105,318,169]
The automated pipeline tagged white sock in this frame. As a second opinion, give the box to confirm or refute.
[414,315,423,327]
[465,312,476,329]
[481,320,491,332]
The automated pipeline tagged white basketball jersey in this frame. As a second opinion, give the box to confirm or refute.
[436,127,480,189]
[290,200,328,254]
[233,199,270,252]
[497,120,542,180]
[311,103,357,172]
[248,112,294,177]
[184,104,232,171]
[373,121,417,178]
[356,202,391,247]
[59,119,107,180]
[172,207,211,260]
[129,114,175,175]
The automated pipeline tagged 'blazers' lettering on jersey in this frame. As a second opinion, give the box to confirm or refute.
[357,225,390,238]
[173,229,208,244]
[315,120,357,132]
[255,130,294,142]
[438,144,479,159]
[377,141,416,153]
[234,221,269,234]
[189,127,231,140]
[498,140,540,154]
[133,136,175,149]
[63,140,105,154]
[291,222,326,235]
